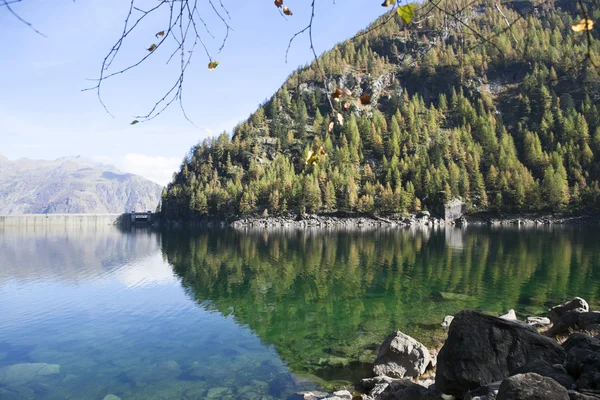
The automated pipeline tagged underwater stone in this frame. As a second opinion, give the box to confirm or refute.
[0,363,61,385]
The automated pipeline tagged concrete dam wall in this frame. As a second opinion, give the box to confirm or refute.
[0,214,125,227]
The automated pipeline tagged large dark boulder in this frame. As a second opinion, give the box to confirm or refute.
[509,360,575,389]
[497,372,569,400]
[564,334,600,390]
[435,311,566,398]
[549,312,600,336]
[563,334,600,353]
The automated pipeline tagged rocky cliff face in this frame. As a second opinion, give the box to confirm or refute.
[0,155,162,214]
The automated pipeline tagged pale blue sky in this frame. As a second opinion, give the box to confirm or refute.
[0,0,387,185]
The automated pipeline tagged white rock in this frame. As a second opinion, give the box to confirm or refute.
[499,309,517,321]
[441,315,454,329]
[373,331,431,379]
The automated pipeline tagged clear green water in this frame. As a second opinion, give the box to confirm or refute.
[0,224,599,399]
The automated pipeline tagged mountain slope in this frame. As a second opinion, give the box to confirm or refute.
[161,0,600,219]
[0,155,163,214]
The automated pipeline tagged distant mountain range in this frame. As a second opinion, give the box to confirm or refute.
[0,155,163,214]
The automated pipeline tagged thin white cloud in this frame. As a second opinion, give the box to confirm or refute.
[120,153,181,187]
[92,154,181,186]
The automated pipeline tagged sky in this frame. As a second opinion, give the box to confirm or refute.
[0,0,387,186]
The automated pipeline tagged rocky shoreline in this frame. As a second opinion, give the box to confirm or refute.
[226,213,599,230]
[297,297,600,400]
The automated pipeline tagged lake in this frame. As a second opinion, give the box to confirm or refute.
[0,224,599,399]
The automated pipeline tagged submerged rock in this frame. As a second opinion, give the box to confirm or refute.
[435,311,566,398]
[548,298,589,323]
[373,331,431,379]
[0,363,61,385]
[103,395,122,400]
[496,372,569,400]
[293,391,330,400]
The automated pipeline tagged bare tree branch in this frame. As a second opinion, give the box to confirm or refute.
[2,0,46,37]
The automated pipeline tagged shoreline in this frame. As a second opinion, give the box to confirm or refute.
[162,212,600,230]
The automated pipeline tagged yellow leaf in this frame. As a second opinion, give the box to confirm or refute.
[305,150,315,165]
[156,31,165,38]
[397,4,415,25]
[318,146,327,156]
[572,18,594,32]
[381,0,395,6]
[283,6,293,16]
[336,113,344,125]
[208,61,219,70]
[147,44,157,52]
[274,0,283,7]
[343,101,351,111]
[328,121,334,133]
[131,120,139,125]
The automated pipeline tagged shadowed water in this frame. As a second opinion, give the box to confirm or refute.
[0,224,599,399]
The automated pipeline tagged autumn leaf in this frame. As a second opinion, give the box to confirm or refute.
[328,121,334,133]
[336,113,344,125]
[332,88,343,99]
[318,146,327,156]
[274,0,283,7]
[360,94,372,105]
[283,6,293,16]
[381,0,395,6]
[147,44,157,52]
[305,150,314,165]
[131,120,140,125]
[397,4,415,25]
[208,61,219,70]
[343,101,351,110]
[572,18,594,32]
[156,31,165,38]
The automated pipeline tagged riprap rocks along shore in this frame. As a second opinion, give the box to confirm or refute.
[296,297,600,400]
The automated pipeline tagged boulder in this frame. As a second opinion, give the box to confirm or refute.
[463,381,501,400]
[497,372,569,399]
[0,363,61,385]
[441,316,454,330]
[331,390,352,400]
[563,333,600,353]
[564,335,600,390]
[568,390,600,400]
[361,377,430,400]
[500,310,517,321]
[526,317,551,329]
[509,360,575,388]
[373,331,431,379]
[293,391,330,400]
[435,311,566,398]
[548,298,589,323]
[550,312,600,336]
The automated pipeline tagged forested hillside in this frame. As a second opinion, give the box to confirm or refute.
[161,0,600,219]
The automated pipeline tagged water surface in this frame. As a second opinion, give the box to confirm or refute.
[1,224,599,399]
